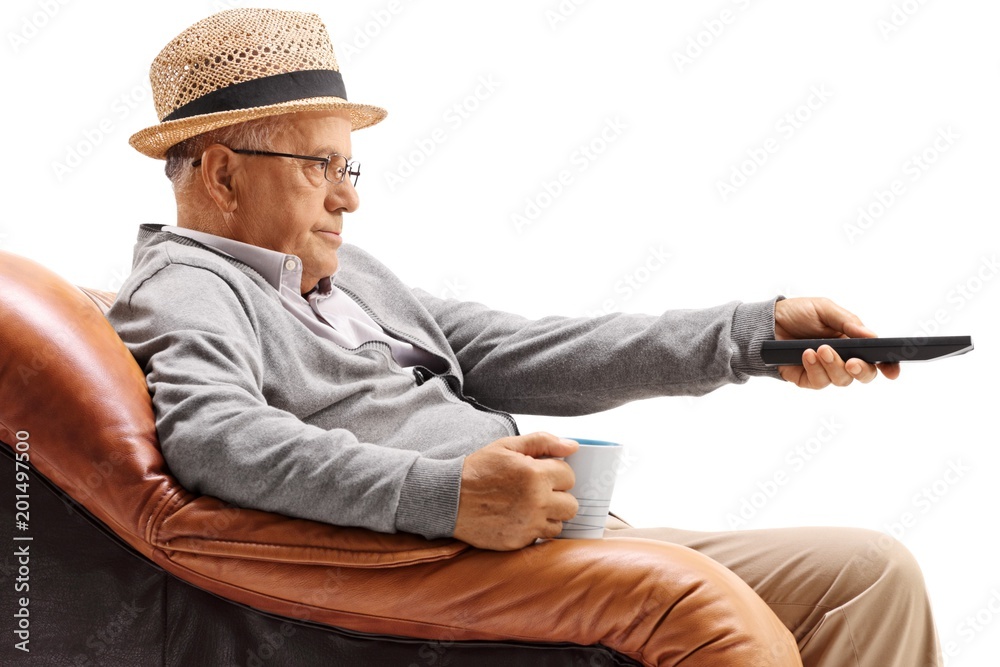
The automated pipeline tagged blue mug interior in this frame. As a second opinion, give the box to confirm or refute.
[565,438,620,447]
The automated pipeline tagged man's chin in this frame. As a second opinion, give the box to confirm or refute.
[320,256,339,279]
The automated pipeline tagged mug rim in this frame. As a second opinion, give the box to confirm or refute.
[565,437,621,447]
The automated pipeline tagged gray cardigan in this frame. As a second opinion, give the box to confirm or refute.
[107,224,781,539]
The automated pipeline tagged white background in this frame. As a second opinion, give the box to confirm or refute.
[2,0,998,662]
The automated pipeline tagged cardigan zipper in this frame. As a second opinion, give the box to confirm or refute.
[412,365,520,436]
[336,285,519,436]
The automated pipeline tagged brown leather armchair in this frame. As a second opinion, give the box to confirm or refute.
[0,250,800,666]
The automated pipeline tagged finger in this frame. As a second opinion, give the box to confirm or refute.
[550,491,579,521]
[505,432,579,458]
[777,364,803,384]
[877,361,901,380]
[536,458,576,491]
[816,345,855,387]
[542,518,566,539]
[841,320,878,339]
[845,358,878,383]
[801,348,832,389]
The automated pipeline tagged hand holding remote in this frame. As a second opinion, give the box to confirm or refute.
[772,297,900,389]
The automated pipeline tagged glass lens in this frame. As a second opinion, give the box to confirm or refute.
[326,155,349,184]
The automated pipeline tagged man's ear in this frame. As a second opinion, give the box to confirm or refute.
[198,144,240,213]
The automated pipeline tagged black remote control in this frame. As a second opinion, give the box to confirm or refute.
[760,336,974,366]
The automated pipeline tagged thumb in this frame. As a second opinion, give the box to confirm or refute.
[841,318,878,339]
[503,432,579,458]
[814,299,877,338]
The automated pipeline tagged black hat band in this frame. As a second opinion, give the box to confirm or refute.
[162,69,347,122]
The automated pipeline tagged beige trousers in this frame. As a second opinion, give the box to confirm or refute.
[604,516,942,666]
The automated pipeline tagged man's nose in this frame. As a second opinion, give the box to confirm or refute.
[327,178,359,213]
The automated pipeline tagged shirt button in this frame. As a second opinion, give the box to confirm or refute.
[284,258,297,271]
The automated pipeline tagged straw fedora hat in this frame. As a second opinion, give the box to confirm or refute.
[129,8,387,159]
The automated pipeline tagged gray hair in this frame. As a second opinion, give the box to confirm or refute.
[164,116,282,190]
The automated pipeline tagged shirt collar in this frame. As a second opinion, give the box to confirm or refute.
[163,225,335,296]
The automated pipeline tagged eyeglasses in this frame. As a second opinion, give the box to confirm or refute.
[192,149,360,186]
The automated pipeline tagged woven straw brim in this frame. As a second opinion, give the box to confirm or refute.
[128,97,387,159]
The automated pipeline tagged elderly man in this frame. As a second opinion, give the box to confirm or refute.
[109,8,941,666]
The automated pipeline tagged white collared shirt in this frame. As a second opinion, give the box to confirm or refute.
[164,226,439,368]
